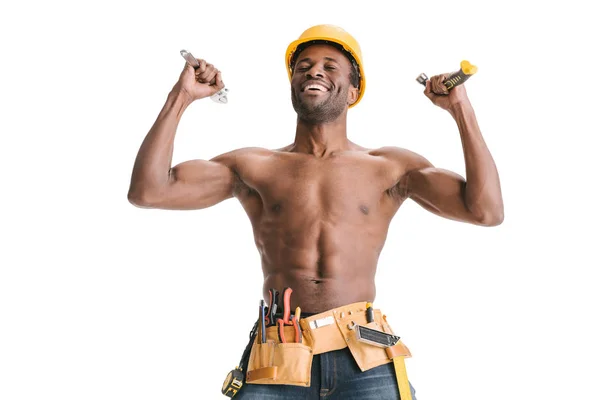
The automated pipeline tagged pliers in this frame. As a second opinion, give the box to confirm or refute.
[276,287,302,343]
[265,288,279,327]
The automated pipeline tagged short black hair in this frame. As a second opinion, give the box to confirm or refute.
[290,40,360,88]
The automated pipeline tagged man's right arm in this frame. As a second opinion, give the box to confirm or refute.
[127,59,235,210]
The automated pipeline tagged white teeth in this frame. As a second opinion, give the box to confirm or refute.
[305,84,327,91]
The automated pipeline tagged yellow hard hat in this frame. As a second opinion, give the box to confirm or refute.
[285,24,366,108]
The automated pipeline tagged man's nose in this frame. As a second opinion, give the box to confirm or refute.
[305,64,324,79]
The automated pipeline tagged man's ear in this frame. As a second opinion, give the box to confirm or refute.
[347,86,359,105]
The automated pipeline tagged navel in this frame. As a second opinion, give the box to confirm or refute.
[359,205,369,215]
[271,204,282,213]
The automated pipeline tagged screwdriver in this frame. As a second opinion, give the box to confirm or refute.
[259,300,266,343]
[295,307,302,343]
[366,302,374,323]
[416,60,478,90]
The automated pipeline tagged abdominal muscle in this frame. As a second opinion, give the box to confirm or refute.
[257,216,385,314]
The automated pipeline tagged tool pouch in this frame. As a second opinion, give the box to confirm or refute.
[350,323,411,370]
[300,303,412,372]
[341,310,411,371]
[246,325,314,386]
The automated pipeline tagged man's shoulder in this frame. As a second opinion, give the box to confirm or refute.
[210,146,275,163]
[228,146,276,156]
[367,146,434,178]
[368,146,426,162]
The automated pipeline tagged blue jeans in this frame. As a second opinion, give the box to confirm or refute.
[235,346,417,399]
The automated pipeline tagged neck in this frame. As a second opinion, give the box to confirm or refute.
[291,114,350,157]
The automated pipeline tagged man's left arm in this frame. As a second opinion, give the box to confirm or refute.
[398,75,504,226]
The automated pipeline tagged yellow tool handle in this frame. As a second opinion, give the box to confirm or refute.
[416,60,477,90]
[443,60,477,90]
[392,356,412,400]
[460,60,477,75]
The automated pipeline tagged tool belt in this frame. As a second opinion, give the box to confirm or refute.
[246,301,412,389]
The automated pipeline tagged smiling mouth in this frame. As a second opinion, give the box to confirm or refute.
[302,83,329,92]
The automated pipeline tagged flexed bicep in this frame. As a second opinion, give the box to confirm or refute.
[128,158,235,210]
[406,167,484,225]
[163,159,236,210]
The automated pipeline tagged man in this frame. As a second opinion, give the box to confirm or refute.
[128,25,503,399]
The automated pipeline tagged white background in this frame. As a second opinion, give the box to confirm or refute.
[1,1,599,399]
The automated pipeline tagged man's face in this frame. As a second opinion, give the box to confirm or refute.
[290,44,358,123]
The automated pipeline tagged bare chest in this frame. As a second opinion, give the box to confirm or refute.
[235,153,401,221]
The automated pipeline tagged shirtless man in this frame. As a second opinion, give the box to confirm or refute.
[128,25,503,400]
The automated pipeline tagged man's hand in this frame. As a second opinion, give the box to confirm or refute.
[172,59,225,103]
[424,73,470,111]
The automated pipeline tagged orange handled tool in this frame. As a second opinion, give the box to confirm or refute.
[280,287,293,323]
[277,287,302,343]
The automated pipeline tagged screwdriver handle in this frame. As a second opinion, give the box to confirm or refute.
[416,60,478,90]
[443,60,478,89]
[259,300,266,343]
[366,302,375,323]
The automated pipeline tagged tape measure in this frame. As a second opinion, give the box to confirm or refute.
[221,367,244,398]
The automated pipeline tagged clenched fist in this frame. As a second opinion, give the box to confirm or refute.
[423,73,470,111]
[173,59,225,102]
